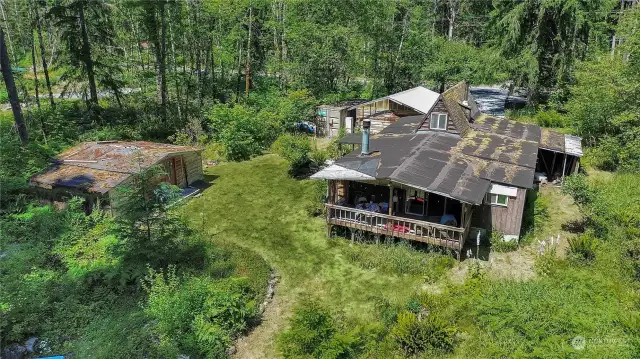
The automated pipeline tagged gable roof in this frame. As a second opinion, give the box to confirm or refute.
[349,86,440,115]
[441,81,472,136]
[312,82,583,201]
[31,141,202,194]
[330,128,536,204]
[388,86,440,114]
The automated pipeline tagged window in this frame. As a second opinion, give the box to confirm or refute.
[485,193,508,207]
[430,113,448,130]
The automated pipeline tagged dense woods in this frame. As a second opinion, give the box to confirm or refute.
[2,0,640,358]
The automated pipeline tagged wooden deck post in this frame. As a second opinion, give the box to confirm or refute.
[388,185,394,215]
[561,154,568,183]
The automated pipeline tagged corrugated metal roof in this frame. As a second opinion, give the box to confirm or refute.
[310,164,376,180]
[31,141,202,193]
[348,86,440,114]
[388,86,440,114]
[565,134,583,157]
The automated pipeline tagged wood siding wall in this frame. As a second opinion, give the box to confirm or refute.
[183,152,203,184]
[418,98,459,134]
[471,188,527,237]
[356,99,419,122]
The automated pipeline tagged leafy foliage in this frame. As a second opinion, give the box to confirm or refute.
[489,229,518,253]
[206,104,277,161]
[391,311,456,356]
[143,266,257,358]
[568,233,599,262]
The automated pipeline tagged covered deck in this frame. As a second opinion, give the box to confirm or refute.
[325,179,473,257]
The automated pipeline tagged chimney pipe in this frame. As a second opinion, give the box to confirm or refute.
[361,119,371,155]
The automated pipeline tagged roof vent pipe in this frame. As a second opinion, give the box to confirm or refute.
[361,119,371,155]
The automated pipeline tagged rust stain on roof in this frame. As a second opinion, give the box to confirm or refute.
[31,141,202,194]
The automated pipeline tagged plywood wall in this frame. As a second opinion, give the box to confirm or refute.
[183,152,204,184]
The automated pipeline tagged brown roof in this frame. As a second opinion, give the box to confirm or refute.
[31,141,202,194]
[539,128,566,152]
[441,81,472,136]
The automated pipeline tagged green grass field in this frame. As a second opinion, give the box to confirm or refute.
[183,155,639,358]
[183,155,446,356]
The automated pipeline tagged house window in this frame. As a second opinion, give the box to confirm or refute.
[485,193,508,207]
[405,189,426,216]
[430,113,448,130]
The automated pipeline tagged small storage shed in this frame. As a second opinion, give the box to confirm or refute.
[30,141,204,212]
[316,99,366,137]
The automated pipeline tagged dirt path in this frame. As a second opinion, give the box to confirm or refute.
[233,284,294,359]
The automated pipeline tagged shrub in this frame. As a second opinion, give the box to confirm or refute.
[568,233,598,262]
[535,110,566,127]
[489,230,518,253]
[143,266,256,358]
[309,148,328,167]
[270,133,314,176]
[391,311,456,356]
[278,300,337,358]
[207,104,277,161]
[278,300,368,359]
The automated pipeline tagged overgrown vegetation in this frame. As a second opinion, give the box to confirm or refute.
[489,229,518,252]
[2,0,640,357]
[0,166,270,357]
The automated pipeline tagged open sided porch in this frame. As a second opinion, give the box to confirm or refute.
[325,179,473,257]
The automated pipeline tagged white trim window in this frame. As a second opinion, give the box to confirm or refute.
[430,112,448,130]
[485,193,508,207]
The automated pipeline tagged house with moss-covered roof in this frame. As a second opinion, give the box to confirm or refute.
[311,81,582,259]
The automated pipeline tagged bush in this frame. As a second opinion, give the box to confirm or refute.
[535,110,566,127]
[143,266,257,358]
[391,311,456,356]
[278,300,368,359]
[568,233,598,262]
[489,230,518,253]
[207,104,278,161]
[271,133,314,176]
[277,300,337,358]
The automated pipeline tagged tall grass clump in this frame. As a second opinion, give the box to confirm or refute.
[489,229,518,252]
[341,240,455,282]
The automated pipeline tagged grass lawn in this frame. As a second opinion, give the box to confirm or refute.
[184,155,434,357]
[184,155,639,358]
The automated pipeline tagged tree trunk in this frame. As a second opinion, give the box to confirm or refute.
[0,25,28,145]
[157,2,167,117]
[245,4,252,98]
[447,0,457,40]
[30,38,40,109]
[167,5,182,121]
[78,4,98,105]
[34,2,54,107]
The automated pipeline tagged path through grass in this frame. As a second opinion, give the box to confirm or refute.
[184,155,427,358]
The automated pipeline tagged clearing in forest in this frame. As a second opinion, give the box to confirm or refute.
[184,155,586,358]
[184,155,430,357]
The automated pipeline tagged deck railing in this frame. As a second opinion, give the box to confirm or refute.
[325,204,468,251]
